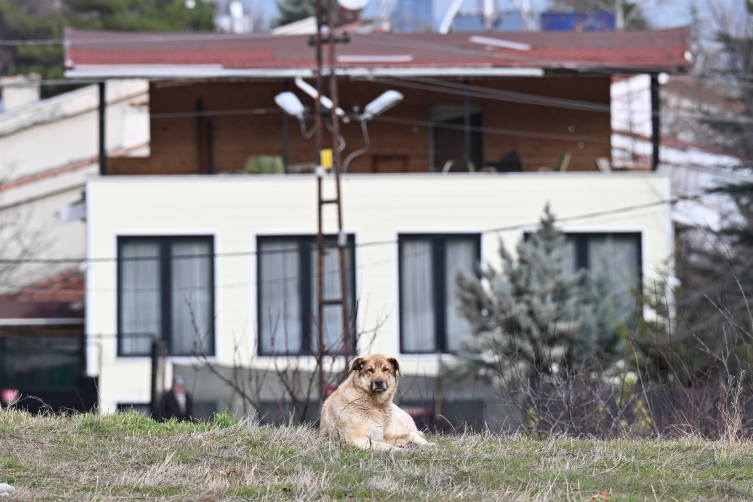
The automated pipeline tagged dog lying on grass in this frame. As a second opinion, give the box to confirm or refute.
[320,354,431,451]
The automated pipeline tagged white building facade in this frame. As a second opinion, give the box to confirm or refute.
[85,172,672,413]
[0,79,149,287]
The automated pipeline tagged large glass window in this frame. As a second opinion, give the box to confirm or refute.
[257,235,356,356]
[118,236,214,357]
[563,232,642,315]
[399,234,480,354]
[429,104,484,172]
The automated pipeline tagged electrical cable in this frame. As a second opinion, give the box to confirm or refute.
[0,193,699,266]
[150,108,280,119]
[342,120,370,174]
[300,119,318,139]
[386,76,612,113]
[370,114,609,143]
[8,75,752,128]
[324,118,346,153]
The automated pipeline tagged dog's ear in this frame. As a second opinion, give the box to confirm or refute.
[388,357,403,377]
[350,357,365,372]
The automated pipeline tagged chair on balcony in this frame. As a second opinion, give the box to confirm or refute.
[244,155,285,175]
[555,152,571,171]
[484,150,522,173]
[538,152,571,172]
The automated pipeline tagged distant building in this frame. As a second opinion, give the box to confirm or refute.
[392,0,435,32]
[65,27,689,426]
[0,77,149,412]
[540,11,615,31]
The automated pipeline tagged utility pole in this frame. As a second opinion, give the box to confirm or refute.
[328,0,351,373]
[314,0,351,409]
[315,0,326,409]
[98,82,107,175]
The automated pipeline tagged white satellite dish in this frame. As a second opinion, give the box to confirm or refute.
[339,0,368,11]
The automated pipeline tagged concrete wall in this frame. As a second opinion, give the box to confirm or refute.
[109,76,611,175]
[0,80,149,181]
[86,172,670,412]
[0,80,149,286]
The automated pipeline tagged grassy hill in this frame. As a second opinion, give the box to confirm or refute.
[1,409,752,501]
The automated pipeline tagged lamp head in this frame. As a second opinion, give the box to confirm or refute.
[361,90,403,121]
[275,92,305,120]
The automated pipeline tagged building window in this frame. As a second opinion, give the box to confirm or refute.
[562,232,642,313]
[257,235,356,356]
[399,234,480,354]
[429,104,483,172]
[118,236,214,357]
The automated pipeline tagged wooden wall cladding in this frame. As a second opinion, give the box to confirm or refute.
[108,76,611,175]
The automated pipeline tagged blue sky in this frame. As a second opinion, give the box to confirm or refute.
[247,0,730,34]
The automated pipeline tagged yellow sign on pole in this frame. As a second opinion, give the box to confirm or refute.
[320,149,333,170]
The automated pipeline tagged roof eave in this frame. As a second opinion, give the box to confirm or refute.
[64,65,548,80]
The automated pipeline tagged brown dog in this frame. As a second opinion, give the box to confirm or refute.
[320,354,430,451]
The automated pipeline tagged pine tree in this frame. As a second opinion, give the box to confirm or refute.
[450,207,624,387]
[274,0,338,27]
[0,0,215,86]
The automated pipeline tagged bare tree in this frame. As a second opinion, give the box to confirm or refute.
[188,297,385,425]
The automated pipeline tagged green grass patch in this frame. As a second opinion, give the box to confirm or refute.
[1,409,752,500]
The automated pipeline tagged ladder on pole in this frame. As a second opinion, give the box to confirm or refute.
[314,0,351,407]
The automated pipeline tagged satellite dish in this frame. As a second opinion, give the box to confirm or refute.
[339,0,368,11]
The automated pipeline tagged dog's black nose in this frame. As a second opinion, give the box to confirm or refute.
[373,378,385,389]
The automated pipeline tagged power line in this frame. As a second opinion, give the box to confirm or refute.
[0,32,279,47]
[392,76,611,113]
[0,193,693,266]
[9,73,753,132]
[0,39,64,46]
[151,108,281,119]
[371,114,609,143]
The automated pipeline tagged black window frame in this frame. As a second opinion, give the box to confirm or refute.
[398,233,481,355]
[565,232,643,288]
[428,104,485,173]
[117,235,215,357]
[256,234,357,357]
[524,231,643,308]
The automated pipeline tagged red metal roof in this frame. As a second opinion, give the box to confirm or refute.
[2,269,84,304]
[64,26,691,75]
[0,269,85,323]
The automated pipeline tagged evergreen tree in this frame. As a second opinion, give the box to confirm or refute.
[450,207,624,387]
[0,1,66,79]
[0,0,215,87]
[643,8,753,384]
[274,0,339,28]
[64,0,215,32]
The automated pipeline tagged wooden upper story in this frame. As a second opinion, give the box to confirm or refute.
[63,27,691,176]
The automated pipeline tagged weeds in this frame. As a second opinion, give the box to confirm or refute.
[2,408,753,501]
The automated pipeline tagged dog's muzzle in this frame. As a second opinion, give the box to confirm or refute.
[371,378,387,391]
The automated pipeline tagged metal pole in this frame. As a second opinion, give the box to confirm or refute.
[463,78,471,171]
[282,81,290,172]
[315,0,326,408]
[150,337,159,419]
[98,81,107,175]
[328,0,351,372]
[651,74,660,171]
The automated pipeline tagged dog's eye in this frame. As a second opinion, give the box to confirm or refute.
[367,368,375,373]
[383,367,390,372]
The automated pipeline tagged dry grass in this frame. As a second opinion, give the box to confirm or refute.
[1,409,753,501]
